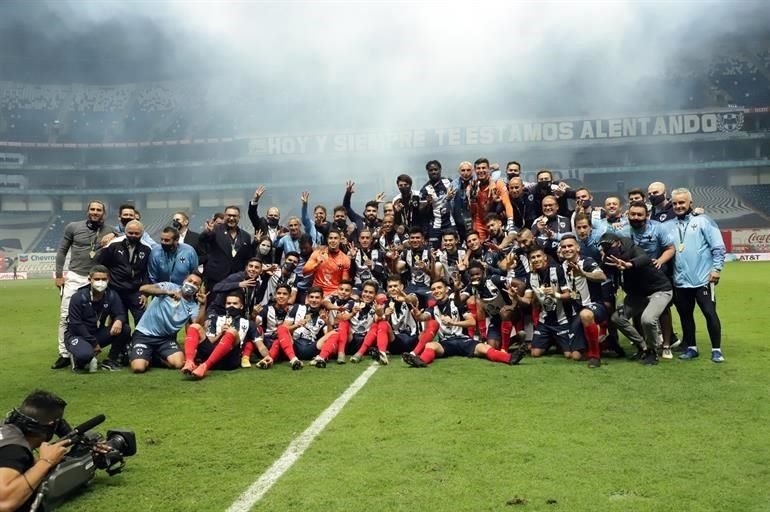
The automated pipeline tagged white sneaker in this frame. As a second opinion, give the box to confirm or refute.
[88,357,99,373]
[661,348,673,360]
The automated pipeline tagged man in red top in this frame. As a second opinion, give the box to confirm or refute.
[470,157,514,240]
[302,229,351,296]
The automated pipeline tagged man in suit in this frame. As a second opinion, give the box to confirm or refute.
[200,205,253,292]
[248,186,285,242]
[172,211,200,255]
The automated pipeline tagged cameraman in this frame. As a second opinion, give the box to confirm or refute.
[0,391,71,512]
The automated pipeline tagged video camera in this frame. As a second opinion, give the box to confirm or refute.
[30,414,136,512]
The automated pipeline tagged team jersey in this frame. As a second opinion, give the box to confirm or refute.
[305,249,351,296]
[426,299,467,339]
[562,257,604,308]
[402,246,432,286]
[462,275,511,317]
[286,304,327,340]
[326,294,355,325]
[349,301,377,335]
[262,269,297,306]
[378,231,403,253]
[420,178,455,229]
[136,282,199,337]
[526,265,570,325]
[206,314,257,345]
[351,247,383,287]
[436,248,466,275]
[506,248,531,281]
[384,298,418,336]
[257,304,290,337]
[467,248,503,276]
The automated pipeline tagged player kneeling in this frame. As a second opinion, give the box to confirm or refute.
[181,292,257,379]
[264,287,328,370]
[402,280,525,368]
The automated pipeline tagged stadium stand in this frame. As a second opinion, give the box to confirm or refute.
[31,211,82,252]
[0,212,52,252]
[709,54,770,105]
[732,184,770,218]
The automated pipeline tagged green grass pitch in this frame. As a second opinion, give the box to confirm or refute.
[1,262,769,511]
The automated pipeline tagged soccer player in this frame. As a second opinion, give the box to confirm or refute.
[402,280,525,368]
[350,275,438,364]
[64,265,130,372]
[460,261,516,349]
[514,248,580,360]
[470,157,514,240]
[395,226,434,304]
[52,200,111,370]
[532,196,571,260]
[302,229,351,296]
[392,174,423,232]
[669,188,726,362]
[181,292,257,379]
[129,273,207,373]
[420,160,456,248]
[268,287,329,370]
[558,235,608,368]
[319,280,356,363]
[248,284,293,368]
[311,280,380,367]
[349,228,385,290]
[433,229,466,284]
[210,257,267,317]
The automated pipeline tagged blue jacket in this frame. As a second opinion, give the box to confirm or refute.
[619,220,672,259]
[670,214,725,288]
[148,243,199,285]
[65,285,127,344]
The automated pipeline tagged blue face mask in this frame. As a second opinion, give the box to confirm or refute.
[181,283,198,297]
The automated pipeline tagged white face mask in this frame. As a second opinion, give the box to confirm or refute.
[258,245,271,255]
[91,280,108,293]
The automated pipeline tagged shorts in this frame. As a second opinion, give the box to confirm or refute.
[261,334,276,349]
[195,339,240,371]
[130,331,182,362]
[391,332,418,354]
[346,333,365,355]
[438,335,479,358]
[580,302,608,324]
[294,337,319,360]
[531,323,577,352]
[484,316,503,342]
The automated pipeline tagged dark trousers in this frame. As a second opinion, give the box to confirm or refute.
[66,325,131,368]
[116,289,145,326]
[674,285,721,350]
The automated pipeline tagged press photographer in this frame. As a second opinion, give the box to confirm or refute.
[0,391,70,512]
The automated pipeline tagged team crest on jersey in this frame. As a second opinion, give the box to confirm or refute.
[559,221,566,229]
[659,214,667,221]
[528,194,534,201]
[717,112,744,133]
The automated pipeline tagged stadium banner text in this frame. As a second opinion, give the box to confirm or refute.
[725,228,770,254]
[726,253,770,262]
[0,271,27,280]
[16,252,58,272]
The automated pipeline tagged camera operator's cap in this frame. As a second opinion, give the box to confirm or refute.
[598,232,621,247]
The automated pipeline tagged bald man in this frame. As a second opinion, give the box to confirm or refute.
[248,185,285,242]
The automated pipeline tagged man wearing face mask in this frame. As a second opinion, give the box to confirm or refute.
[470,157,514,241]
[64,265,131,372]
[171,211,199,255]
[96,220,152,328]
[527,169,575,219]
[130,273,207,373]
[181,292,257,379]
[571,187,606,234]
[210,257,268,317]
[148,226,199,285]
[392,174,423,234]
[263,251,300,305]
[248,186,284,242]
[0,390,71,512]
[647,181,675,223]
[102,204,157,249]
[52,200,112,370]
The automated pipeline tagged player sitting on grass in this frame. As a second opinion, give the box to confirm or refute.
[181,291,257,379]
[262,286,328,370]
[311,280,380,368]
[350,274,439,364]
[243,284,292,368]
[402,279,525,368]
[318,279,356,363]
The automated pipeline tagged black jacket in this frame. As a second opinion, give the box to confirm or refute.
[65,285,127,344]
[181,230,200,254]
[211,270,268,314]
[199,224,253,283]
[95,236,151,291]
[602,235,672,297]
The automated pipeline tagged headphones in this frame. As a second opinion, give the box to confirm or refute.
[4,409,62,441]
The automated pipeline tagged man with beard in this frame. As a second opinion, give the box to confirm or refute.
[269,287,329,370]
[349,228,386,290]
[451,161,475,240]
[571,187,606,234]
[200,205,253,292]
[462,230,503,277]
[484,213,516,250]
[96,220,152,327]
[377,214,403,254]
[148,226,199,285]
[600,233,673,365]
[558,235,608,368]
[532,196,572,260]
[470,157,513,240]
[248,186,284,242]
[130,273,207,373]
[300,191,330,246]
[181,291,257,379]
[101,203,157,249]
[402,280,524,368]
[507,177,538,230]
[596,196,628,234]
[343,181,383,236]
[210,257,268,317]
[460,261,520,350]
[669,188,726,363]
[303,229,351,296]
[249,284,293,368]
[52,200,112,369]
[420,160,456,248]
[392,174,423,233]
[395,226,434,304]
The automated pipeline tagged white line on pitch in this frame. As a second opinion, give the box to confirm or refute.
[226,364,379,512]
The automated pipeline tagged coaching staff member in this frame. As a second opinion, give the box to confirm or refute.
[199,206,252,292]
[0,390,71,512]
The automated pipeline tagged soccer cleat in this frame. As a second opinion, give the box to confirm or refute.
[241,356,252,368]
[350,354,363,364]
[509,345,527,365]
[181,360,197,375]
[628,349,645,362]
[402,352,427,368]
[375,351,389,366]
[312,356,326,369]
[291,358,304,371]
[711,350,725,363]
[670,334,682,350]
[661,348,673,360]
[100,359,122,372]
[51,356,71,370]
[191,362,208,379]
[642,350,659,366]
[587,358,601,368]
[679,348,699,360]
